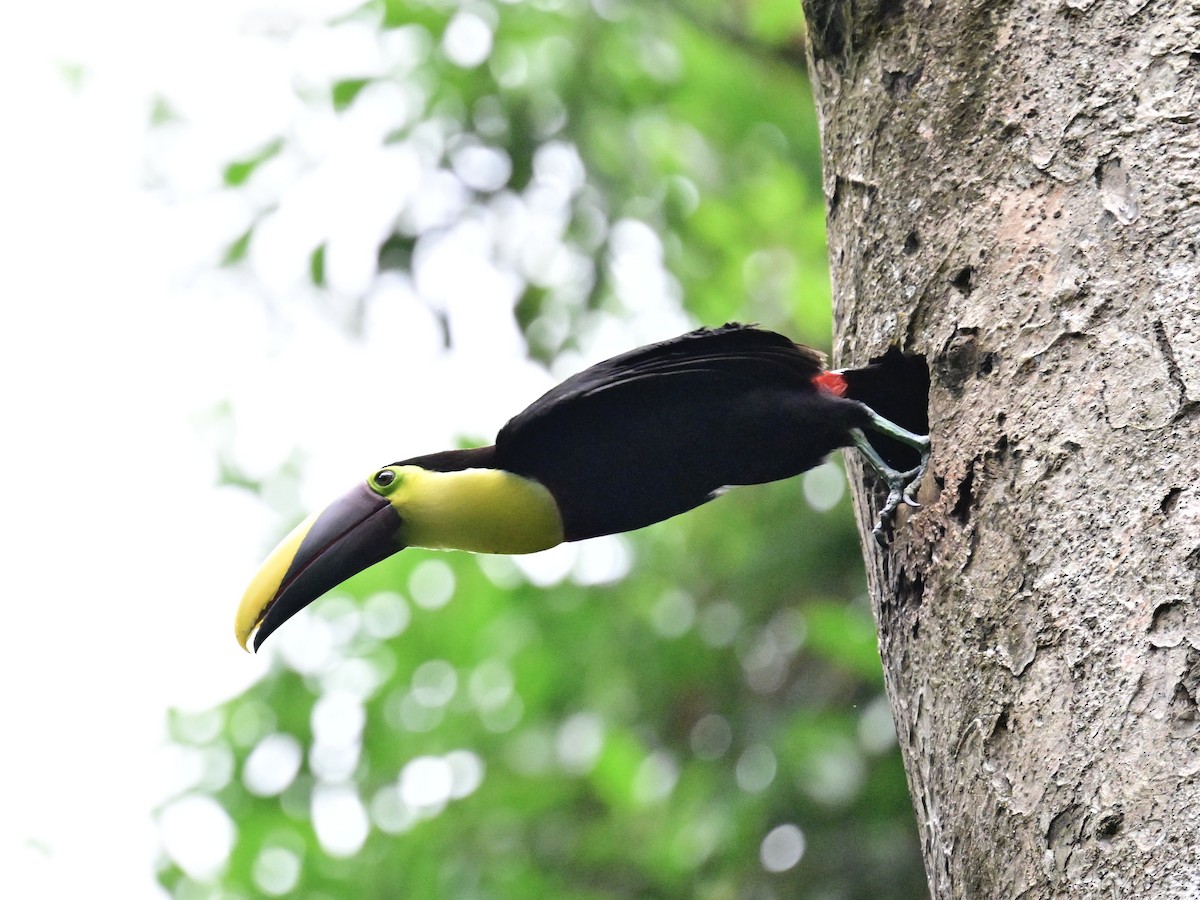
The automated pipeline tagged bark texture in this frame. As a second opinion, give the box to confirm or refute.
[802,0,1200,895]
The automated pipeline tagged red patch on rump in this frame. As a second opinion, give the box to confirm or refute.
[813,371,848,397]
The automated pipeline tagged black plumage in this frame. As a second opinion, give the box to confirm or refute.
[399,324,877,540]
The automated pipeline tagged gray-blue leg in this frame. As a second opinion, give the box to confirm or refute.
[850,411,931,545]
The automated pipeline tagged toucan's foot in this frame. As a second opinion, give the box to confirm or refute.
[871,457,928,546]
[849,421,931,545]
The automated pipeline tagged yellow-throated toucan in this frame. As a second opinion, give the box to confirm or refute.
[236,324,930,651]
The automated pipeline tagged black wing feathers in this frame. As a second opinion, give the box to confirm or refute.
[493,324,864,541]
[499,323,826,443]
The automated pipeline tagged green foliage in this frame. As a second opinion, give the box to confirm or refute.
[332,78,373,112]
[310,244,328,288]
[222,138,284,187]
[221,227,253,267]
[160,0,928,897]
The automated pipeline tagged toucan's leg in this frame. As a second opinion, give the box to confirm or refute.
[850,411,931,544]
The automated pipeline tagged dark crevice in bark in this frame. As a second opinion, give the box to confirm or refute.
[1150,598,1180,633]
[1154,319,1200,421]
[952,463,976,525]
[803,0,915,69]
[802,0,851,64]
[951,266,976,295]
[884,65,924,96]
[1096,811,1124,844]
[991,705,1010,738]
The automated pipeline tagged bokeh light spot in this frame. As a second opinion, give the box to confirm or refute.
[451,140,511,192]
[480,694,525,733]
[512,542,576,586]
[171,708,224,745]
[760,823,806,873]
[158,794,235,879]
[411,659,458,707]
[689,714,732,760]
[310,742,361,784]
[277,611,336,675]
[388,689,446,732]
[859,694,899,754]
[321,655,394,699]
[409,559,455,609]
[311,784,368,857]
[371,784,418,834]
[632,751,678,805]
[311,690,365,747]
[399,755,454,809]
[243,733,303,797]
[801,737,865,807]
[571,534,633,586]
[803,460,846,512]
[253,846,301,896]
[362,591,410,639]
[699,600,743,647]
[442,12,494,68]
[555,712,604,774]
[650,589,695,638]
[228,701,276,749]
[468,658,515,712]
[505,727,553,775]
[735,743,777,794]
[445,749,486,799]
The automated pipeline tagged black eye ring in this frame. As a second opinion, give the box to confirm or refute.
[374,469,396,487]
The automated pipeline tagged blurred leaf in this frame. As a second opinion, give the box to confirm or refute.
[222,138,283,188]
[310,243,327,287]
[148,94,179,126]
[222,226,253,266]
[331,78,371,112]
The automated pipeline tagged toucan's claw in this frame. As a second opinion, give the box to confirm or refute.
[902,461,928,508]
[873,470,917,544]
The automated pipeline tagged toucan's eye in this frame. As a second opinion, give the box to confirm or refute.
[374,469,396,488]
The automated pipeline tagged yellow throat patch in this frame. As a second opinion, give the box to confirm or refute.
[387,466,564,554]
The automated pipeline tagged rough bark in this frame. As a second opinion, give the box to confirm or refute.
[801,0,1200,895]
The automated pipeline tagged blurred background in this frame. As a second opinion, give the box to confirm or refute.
[2,0,927,897]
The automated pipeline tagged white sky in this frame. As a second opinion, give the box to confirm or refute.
[0,3,695,895]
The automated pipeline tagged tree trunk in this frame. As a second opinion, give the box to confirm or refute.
[801,0,1200,895]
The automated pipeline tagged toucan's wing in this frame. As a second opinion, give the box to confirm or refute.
[493,324,834,539]
[499,323,825,444]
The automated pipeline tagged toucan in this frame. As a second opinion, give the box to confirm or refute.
[235,323,930,651]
